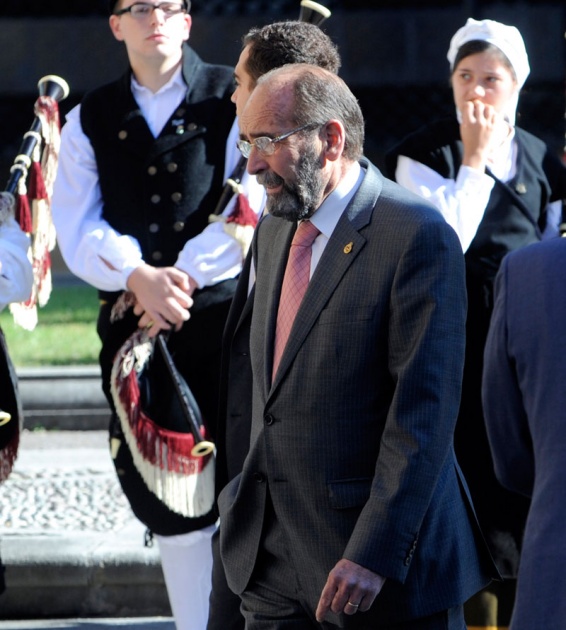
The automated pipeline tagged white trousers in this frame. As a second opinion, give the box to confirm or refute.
[155,524,216,630]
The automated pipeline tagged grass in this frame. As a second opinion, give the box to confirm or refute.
[0,284,101,367]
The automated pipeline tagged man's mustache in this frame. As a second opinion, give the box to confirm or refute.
[256,172,285,188]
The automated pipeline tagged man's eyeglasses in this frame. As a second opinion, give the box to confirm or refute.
[237,123,321,159]
[114,2,189,19]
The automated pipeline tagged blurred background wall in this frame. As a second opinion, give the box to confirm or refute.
[0,0,564,272]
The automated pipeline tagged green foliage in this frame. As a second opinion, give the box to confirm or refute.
[0,285,101,367]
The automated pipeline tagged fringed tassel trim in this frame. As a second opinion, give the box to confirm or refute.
[110,329,215,518]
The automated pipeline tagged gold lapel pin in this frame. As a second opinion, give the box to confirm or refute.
[515,183,527,194]
[344,242,353,254]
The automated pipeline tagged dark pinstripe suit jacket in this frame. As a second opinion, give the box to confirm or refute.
[483,238,566,629]
[218,158,496,626]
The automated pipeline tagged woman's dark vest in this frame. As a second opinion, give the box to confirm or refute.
[386,117,565,306]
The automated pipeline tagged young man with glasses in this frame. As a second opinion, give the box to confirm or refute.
[51,2,261,628]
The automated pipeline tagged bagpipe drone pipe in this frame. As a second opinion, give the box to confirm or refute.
[0,75,69,482]
[1,74,70,331]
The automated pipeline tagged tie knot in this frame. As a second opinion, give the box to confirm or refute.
[292,220,320,248]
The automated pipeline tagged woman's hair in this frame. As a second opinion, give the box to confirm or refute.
[451,40,517,83]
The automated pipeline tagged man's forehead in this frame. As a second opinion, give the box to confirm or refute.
[240,81,291,135]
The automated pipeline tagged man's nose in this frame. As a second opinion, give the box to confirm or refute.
[150,7,166,24]
[246,147,267,175]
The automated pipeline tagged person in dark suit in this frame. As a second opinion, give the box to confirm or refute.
[217,63,497,629]
[483,237,566,630]
[208,21,342,630]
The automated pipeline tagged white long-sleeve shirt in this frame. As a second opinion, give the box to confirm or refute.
[0,216,33,311]
[52,68,264,293]
[395,129,561,252]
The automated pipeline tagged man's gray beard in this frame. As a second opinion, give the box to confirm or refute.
[264,148,324,222]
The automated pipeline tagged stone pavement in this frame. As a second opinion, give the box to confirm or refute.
[0,617,174,629]
[0,425,173,623]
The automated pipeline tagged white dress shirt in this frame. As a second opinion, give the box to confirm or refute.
[52,68,264,293]
[395,129,561,252]
[0,216,33,311]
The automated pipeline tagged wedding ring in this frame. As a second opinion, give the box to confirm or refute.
[347,601,360,609]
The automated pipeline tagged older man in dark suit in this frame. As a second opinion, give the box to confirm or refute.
[483,237,566,630]
[217,63,497,629]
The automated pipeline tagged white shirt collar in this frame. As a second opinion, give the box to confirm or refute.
[130,65,186,137]
[309,161,363,239]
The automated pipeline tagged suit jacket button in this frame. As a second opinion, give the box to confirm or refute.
[252,472,265,483]
[264,414,275,426]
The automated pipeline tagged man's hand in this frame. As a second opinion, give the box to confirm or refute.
[315,558,385,623]
[126,264,195,337]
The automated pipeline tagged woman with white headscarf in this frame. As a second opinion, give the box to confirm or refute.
[386,17,566,630]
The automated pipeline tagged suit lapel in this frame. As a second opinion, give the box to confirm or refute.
[268,160,382,394]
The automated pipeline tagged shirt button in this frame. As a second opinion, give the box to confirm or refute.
[149,223,160,233]
[166,162,178,173]
[173,221,185,232]
[150,194,161,204]
[171,192,182,203]
[147,166,157,176]
[152,251,163,262]
[118,130,127,140]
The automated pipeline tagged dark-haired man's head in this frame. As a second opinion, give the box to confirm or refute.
[232,20,341,117]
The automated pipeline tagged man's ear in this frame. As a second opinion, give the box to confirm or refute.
[321,120,345,162]
[109,14,124,41]
[182,14,192,42]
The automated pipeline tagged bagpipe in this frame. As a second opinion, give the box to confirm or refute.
[108,0,333,535]
[0,75,69,483]
[1,74,69,331]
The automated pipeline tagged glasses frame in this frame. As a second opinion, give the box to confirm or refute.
[114,1,189,19]
[237,123,321,159]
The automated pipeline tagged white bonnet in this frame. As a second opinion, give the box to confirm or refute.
[447,18,530,89]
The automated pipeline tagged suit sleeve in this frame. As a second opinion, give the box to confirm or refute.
[482,257,534,497]
[343,215,467,583]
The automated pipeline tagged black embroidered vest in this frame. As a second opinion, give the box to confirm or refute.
[80,46,234,270]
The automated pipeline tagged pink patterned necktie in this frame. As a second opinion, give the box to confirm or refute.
[272,220,320,380]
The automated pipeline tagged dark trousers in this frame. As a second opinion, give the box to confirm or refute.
[207,526,245,630]
[240,579,466,630]
[240,491,467,630]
